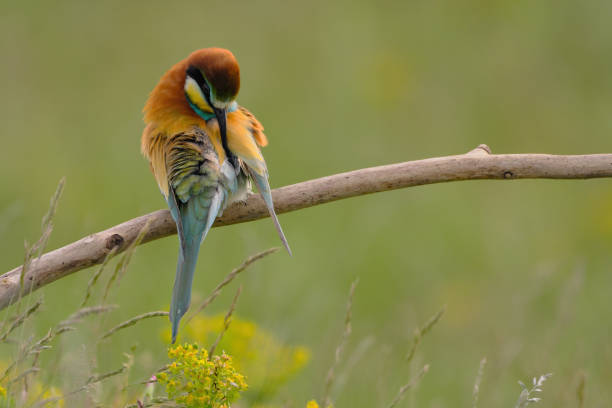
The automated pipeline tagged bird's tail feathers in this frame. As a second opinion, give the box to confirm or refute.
[169,189,224,343]
[249,170,292,255]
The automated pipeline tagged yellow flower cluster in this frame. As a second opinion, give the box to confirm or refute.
[158,343,247,408]
[164,314,310,399]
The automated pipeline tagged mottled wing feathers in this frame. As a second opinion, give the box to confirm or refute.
[167,130,221,203]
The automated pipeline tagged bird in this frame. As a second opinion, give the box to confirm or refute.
[141,48,291,343]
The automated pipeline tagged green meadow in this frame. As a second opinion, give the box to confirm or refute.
[1,0,612,406]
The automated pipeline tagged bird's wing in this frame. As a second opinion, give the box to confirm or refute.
[227,108,291,255]
[238,106,268,147]
[165,128,229,342]
[142,123,171,197]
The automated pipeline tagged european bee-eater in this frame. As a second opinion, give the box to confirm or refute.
[141,48,290,342]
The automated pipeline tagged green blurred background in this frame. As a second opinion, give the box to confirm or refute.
[1,0,612,406]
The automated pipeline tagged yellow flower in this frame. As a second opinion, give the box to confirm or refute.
[163,314,311,399]
[160,343,247,408]
[306,400,319,408]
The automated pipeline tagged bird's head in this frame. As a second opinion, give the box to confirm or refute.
[184,48,240,111]
[183,48,240,152]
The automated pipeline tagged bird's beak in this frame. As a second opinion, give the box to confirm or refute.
[214,107,228,152]
[214,106,239,169]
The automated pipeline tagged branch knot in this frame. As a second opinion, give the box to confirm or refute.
[106,234,124,250]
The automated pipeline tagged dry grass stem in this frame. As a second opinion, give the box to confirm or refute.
[387,364,430,408]
[575,371,586,408]
[1,322,76,383]
[0,300,42,342]
[186,247,279,324]
[472,357,487,408]
[7,367,40,385]
[20,178,65,291]
[334,336,375,393]
[86,365,128,385]
[81,247,119,308]
[208,285,242,358]
[31,396,63,408]
[124,397,174,408]
[2,182,65,392]
[405,305,446,363]
[515,373,552,408]
[37,178,65,258]
[103,219,152,302]
[31,365,128,408]
[323,278,359,407]
[12,178,64,325]
[58,304,118,328]
[99,311,169,340]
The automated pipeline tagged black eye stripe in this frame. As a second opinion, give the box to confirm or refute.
[186,65,211,97]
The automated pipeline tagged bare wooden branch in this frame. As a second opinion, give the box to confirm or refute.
[1,145,611,310]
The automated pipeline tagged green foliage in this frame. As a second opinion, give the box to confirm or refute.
[157,343,247,408]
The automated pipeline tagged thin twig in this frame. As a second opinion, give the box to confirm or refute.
[323,278,359,407]
[208,286,242,358]
[2,148,612,309]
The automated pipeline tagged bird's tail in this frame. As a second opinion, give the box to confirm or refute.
[249,170,292,255]
[170,236,200,343]
[169,190,223,343]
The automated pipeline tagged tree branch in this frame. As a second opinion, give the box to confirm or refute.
[1,145,611,310]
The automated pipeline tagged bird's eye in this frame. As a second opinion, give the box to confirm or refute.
[200,80,210,95]
[186,65,210,97]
